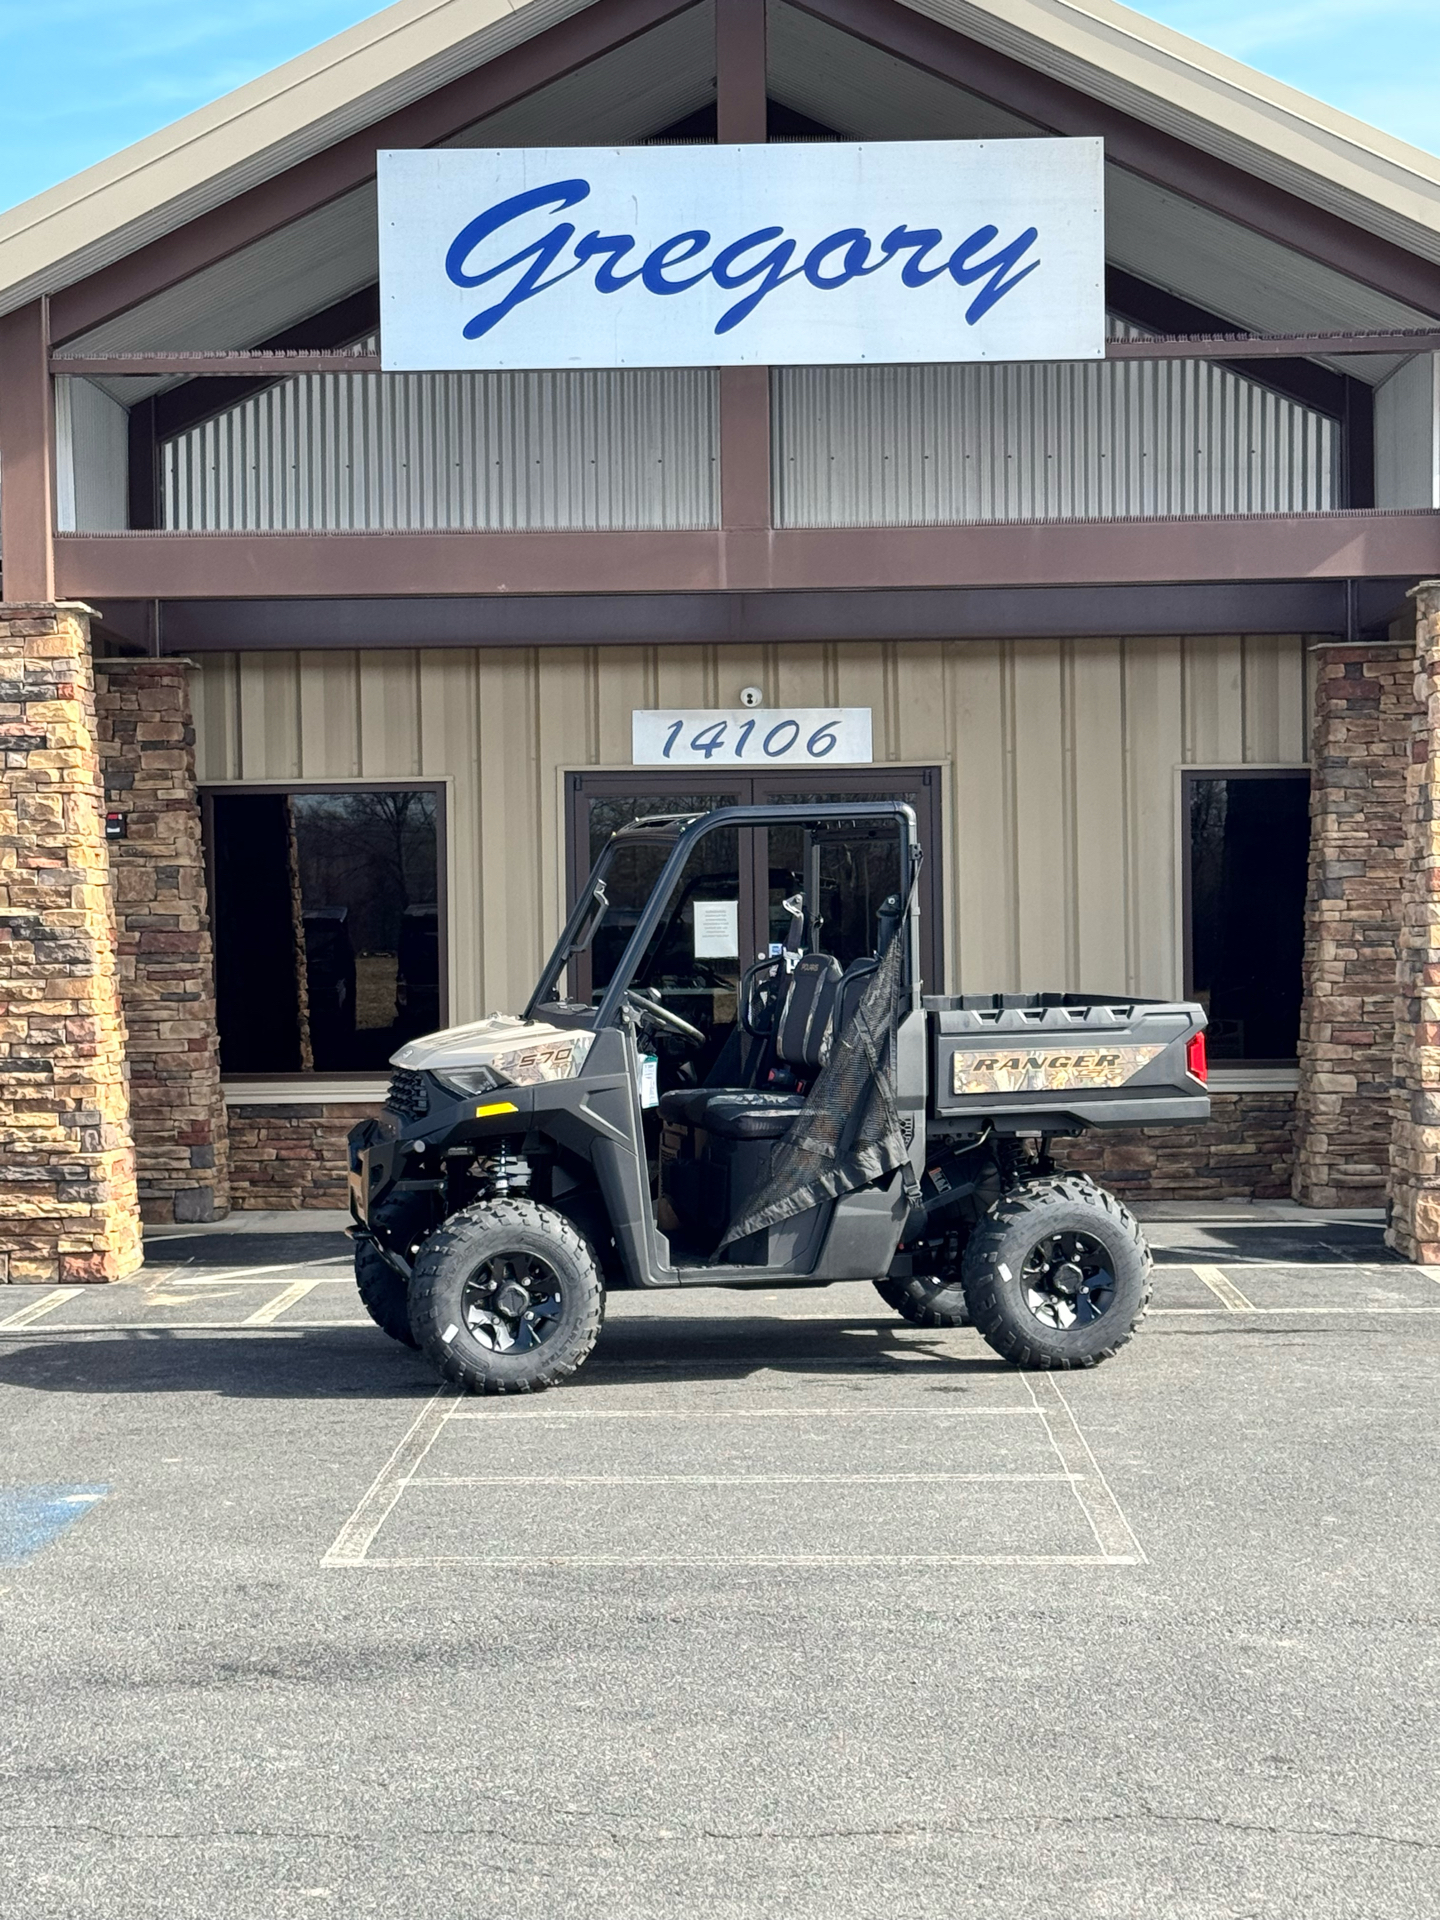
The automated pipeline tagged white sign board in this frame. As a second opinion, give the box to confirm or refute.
[378,140,1104,370]
[632,709,873,767]
[693,900,740,959]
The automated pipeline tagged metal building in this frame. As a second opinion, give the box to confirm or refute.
[3,0,1440,1278]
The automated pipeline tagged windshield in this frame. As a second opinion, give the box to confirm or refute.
[526,819,747,1065]
[524,817,699,1018]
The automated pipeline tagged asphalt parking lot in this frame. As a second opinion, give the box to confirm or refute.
[1,1205,1437,1919]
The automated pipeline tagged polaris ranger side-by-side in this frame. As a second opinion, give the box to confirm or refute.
[348,803,1209,1391]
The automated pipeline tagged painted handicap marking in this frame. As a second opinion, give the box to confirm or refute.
[0,1486,109,1566]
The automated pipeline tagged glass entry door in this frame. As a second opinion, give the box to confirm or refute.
[565,768,944,997]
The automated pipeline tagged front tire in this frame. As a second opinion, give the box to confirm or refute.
[961,1175,1151,1369]
[408,1200,605,1394]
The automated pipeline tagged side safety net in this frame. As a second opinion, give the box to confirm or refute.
[716,908,914,1254]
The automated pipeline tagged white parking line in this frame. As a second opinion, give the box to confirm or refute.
[150,1272,353,1287]
[1192,1265,1259,1311]
[147,1259,351,1287]
[322,1389,462,1567]
[328,1380,1147,1571]
[1150,1304,1440,1316]
[353,1553,1134,1569]
[1027,1374,1147,1565]
[0,1288,83,1330]
[243,1279,323,1325]
[410,1472,1080,1486]
[0,1320,372,1336]
[446,1404,1039,1421]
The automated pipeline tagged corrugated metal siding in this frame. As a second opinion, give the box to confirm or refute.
[164,356,719,532]
[192,633,1309,1023]
[774,324,1339,526]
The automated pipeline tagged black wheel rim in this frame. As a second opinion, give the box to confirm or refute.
[460,1252,565,1354]
[1020,1230,1117,1331]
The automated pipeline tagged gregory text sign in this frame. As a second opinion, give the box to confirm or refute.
[378,141,1104,370]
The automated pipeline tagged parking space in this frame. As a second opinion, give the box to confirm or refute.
[1,1203,1437,1918]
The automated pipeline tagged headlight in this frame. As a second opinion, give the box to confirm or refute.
[433,1033,593,1097]
[433,1064,505,1097]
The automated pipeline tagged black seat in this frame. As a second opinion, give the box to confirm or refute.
[658,952,842,1138]
[696,1090,809,1139]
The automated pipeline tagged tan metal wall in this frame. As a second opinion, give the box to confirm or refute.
[192,633,1310,1024]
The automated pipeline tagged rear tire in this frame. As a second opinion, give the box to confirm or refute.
[354,1194,432,1348]
[873,1274,969,1328]
[356,1241,418,1348]
[961,1175,1151,1369]
[408,1199,605,1394]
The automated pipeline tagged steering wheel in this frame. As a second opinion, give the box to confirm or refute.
[624,988,706,1046]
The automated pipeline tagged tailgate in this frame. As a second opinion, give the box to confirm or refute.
[929,999,1209,1130]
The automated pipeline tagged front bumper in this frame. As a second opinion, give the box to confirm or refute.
[347,1079,538,1226]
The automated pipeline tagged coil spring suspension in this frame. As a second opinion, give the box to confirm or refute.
[475,1143,531,1197]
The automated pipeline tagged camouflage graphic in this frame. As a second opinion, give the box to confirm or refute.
[489,1034,594,1085]
[951,1043,1165,1096]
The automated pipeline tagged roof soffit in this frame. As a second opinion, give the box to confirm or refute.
[769,4,1436,354]
[891,0,1440,265]
[60,3,717,381]
[0,0,604,319]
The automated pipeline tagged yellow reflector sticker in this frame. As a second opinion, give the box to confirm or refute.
[474,1100,519,1117]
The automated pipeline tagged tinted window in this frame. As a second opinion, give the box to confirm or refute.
[1187,773,1309,1062]
[209,788,442,1073]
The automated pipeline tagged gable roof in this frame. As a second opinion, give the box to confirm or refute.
[0,0,597,318]
[2,0,1440,324]
[911,0,1440,261]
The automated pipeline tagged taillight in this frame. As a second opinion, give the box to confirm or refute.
[1186,1031,1208,1083]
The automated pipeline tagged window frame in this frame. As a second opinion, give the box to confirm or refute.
[1180,764,1311,1069]
[200,777,449,1083]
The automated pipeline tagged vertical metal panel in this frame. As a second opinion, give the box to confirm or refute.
[193,632,1310,1024]
[163,352,719,532]
[54,376,128,532]
[1375,354,1440,509]
[773,323,1339,526]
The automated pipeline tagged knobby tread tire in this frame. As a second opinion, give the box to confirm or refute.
[355,1241,419,1348]
[408,1198,605,1395]
[873,1275,969,1329]
[353,1191,433,1348]
[960,1174,1152,1371]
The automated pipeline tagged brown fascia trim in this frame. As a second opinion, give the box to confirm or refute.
[789,0,1440,320]
[52,512,1440,600]
[47,0,703,344]
[100,577,1418,653]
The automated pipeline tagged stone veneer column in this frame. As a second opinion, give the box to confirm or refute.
[0,604,141,1280]
[94,658,230,1224]
[1390,583,1440,1260]
[1293,639,1416,1209]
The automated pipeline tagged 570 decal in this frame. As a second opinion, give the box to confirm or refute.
[631,708,874,768]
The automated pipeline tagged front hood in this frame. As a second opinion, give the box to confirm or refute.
[393,1013,590,1078]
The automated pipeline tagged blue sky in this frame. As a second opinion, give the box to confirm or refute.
[0,0,1436,214]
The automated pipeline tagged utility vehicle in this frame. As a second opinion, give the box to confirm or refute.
[348,802,1209,1391]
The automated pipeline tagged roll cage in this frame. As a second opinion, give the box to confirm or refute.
[524,802,924,1025]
